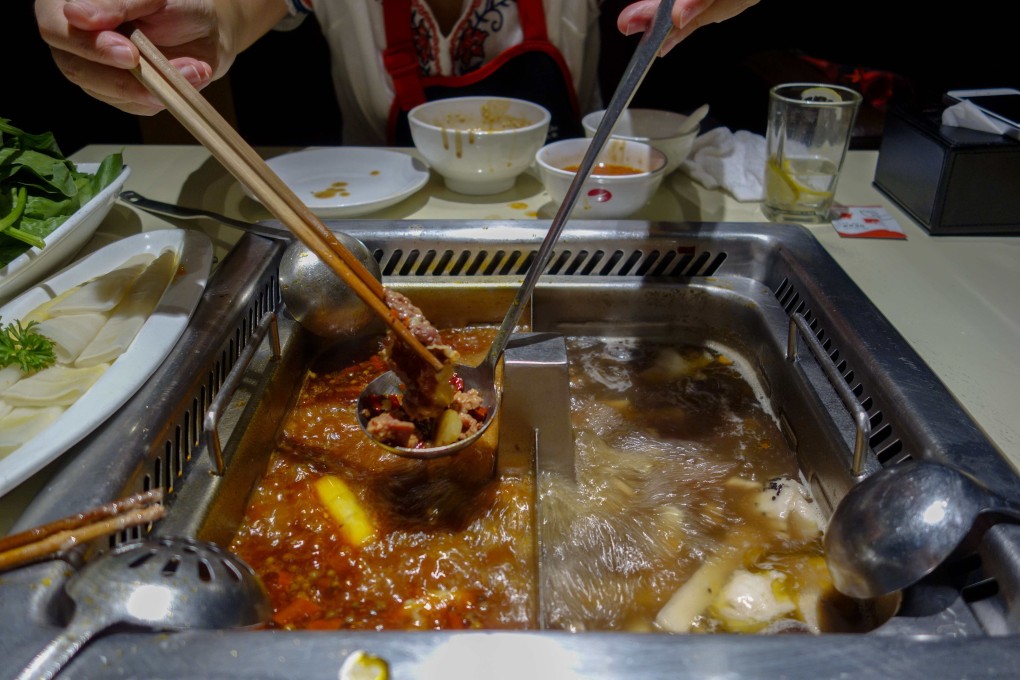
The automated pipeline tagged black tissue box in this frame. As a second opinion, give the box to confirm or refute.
[873,106,1020,236]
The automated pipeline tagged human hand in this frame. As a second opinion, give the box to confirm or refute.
[33,0,284,116]
[618,0,759,54]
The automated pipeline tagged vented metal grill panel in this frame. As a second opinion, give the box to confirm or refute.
[772,277,907,469]
[377,245,728,278]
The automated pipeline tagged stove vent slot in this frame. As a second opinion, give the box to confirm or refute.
[375,245,727,278]
[774,277,905,467]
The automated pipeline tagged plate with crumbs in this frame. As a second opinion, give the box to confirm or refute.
[246,147,430,218]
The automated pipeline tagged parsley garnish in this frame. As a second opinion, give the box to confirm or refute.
[0,317,56,372]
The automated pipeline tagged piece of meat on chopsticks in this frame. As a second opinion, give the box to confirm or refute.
[383,290,458,420]
[363,291,485,449]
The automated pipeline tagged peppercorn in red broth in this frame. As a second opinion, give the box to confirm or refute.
[229,327,536,630]
[230,329,891,634]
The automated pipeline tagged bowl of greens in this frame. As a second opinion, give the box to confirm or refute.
[0,118,128,306]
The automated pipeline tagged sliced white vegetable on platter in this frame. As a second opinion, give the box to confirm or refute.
[0,407,65,456]
[76,249,177,367]
[33,313,108,364]
[3,363,109,406]
[0,366,22,391]
[46,253,155,316]
[0,229,213,497]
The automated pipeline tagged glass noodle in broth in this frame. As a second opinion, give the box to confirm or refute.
[229,328,893,633]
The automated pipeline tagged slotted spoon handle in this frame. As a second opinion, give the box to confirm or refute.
[15,613,114,680]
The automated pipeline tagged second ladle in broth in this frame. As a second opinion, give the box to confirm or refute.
[825,459,1020,599]
[356,0,677,458]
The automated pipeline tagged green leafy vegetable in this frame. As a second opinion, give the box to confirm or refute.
[0,317,57,372]
[0,187,44,249]
[0,118,123,267]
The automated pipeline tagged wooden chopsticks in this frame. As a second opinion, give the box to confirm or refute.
[0,489,166,572]
[126,26,443,372]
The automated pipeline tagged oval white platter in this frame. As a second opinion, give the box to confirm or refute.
[0,163,131,306]
[246,147,430,218]
[0,229,213,497]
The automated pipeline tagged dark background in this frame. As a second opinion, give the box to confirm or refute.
[6,0,1016,154]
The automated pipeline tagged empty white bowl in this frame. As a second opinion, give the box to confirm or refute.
[408,96,551,195]
[582,108,699,175]
[535,137,667,219]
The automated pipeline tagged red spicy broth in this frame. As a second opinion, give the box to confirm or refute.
[229,327,536,630]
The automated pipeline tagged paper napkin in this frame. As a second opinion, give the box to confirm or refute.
[679,127,766,202]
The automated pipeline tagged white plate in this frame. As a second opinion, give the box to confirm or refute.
[0,163,131,306]
[0,229,213,497]
[248,148,429,218]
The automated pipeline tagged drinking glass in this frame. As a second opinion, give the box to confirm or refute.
[762,83,863,223]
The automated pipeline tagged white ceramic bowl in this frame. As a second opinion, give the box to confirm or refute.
[582,108,699,175]
[408,96,551,195]
[535,138,667,219]
[0,163,130,306]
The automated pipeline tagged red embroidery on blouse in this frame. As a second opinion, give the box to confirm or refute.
[410,0,440,75]
[454,24,489,69]
[411,0,519,77]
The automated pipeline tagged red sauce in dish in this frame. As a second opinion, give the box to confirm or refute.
[562,162,643,176]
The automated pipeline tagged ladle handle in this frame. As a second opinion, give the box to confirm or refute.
[15,616,109,680]
[119,190,291,241]
[484,0,675,363]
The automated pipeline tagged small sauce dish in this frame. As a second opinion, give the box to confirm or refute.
[535,137,667,219]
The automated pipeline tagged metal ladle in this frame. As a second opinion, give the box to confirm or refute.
[119,191,382,340]
[16,536,271,680]
[355,0,678,458]
[824,459,1020,599]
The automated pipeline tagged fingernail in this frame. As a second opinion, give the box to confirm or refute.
[107,44,136,68]
[661,33,682,55]
[180,64,210,86]
[622,19,641,36]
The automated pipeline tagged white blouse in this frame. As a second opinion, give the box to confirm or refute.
[285,0,604,145]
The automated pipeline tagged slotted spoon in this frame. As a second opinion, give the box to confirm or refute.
[16,536,271,680]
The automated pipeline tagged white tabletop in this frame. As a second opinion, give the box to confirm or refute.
[1,144,1017,533]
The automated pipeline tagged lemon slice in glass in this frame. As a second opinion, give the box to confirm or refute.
[339,650,389,680]
[765,157,836,211]
[800,86,841,103]
[765,157,801,204]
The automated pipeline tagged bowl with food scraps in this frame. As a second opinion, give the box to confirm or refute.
[535,137,667,219]
[582,107,701,175]
[408,96,551,195]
